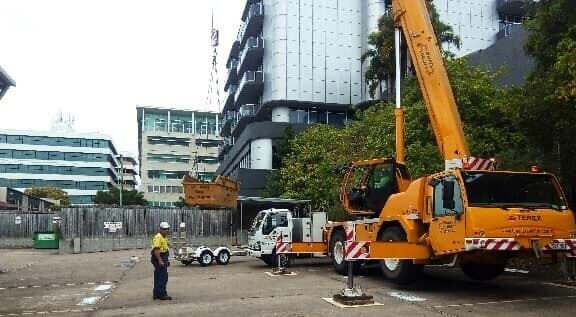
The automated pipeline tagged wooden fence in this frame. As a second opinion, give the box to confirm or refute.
[0,207,237,250]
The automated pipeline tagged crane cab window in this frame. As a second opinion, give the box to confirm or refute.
[433,176,464,217]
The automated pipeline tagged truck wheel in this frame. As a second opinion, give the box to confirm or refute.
[181,260,193,266]
[460,263,505,281]
[199,251,213,267]
[379,226,423,284]
[261,254,274,267]
[330,230,361,275]
[216,250,230,265]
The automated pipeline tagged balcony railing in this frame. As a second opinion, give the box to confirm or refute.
[231,103,261,133]
[240,2,264,46]
[224,59,239,91]
[224,84,238,111]
[235,70,264,105]
[238,36,264,77]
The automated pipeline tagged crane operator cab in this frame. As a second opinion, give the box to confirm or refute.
[343,160,407,216]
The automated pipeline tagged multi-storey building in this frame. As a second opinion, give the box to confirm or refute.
[218,0,532,196]
[117,155,138,191]
[137,107,221,207]
[436,0,531,56]
[0,65,15,100]
[0,129,120,205]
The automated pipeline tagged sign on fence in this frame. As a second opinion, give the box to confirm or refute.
[104,222,122,232]
[15,216,21,225]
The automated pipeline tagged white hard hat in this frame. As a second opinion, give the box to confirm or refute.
[159,222,170,229]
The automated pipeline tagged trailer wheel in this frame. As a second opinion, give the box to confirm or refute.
[330,229,360,275]
[216,250,231,265]
[460,263,505,281]
[181,260,193,266]
[199,251,213,267]
[379,226,423,284]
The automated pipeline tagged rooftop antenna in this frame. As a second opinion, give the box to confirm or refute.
[205,9,221,113]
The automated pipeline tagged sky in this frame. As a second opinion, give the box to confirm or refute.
[0,0,245,158]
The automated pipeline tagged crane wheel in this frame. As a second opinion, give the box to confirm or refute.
[378,226,423,284]
[330,229,361,275]
[460,263,505,281]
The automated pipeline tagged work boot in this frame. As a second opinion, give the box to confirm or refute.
[158,295,172,300]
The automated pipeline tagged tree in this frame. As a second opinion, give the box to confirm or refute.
[25,187,70,207]
[362,1,460,98]
[93,187,147,206]
[513,0,576,202]
[268,58,515,219]
[174,197,192,208]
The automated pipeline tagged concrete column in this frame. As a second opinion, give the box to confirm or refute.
[250,138,273,170]
[271,106,290,123]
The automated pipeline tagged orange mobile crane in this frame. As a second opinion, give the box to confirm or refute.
[247,0,576,284]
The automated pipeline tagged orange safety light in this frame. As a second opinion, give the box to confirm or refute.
[530,165,541,173]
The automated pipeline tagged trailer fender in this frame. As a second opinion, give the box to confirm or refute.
[192,246,213,258]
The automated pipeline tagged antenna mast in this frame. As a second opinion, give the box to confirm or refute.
[206,10,221,113]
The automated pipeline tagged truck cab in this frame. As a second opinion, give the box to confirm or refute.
[248,208,328,267]
[248,208,292,265]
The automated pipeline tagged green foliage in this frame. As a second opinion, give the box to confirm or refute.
[269,58,516,219]
[514,0,576,194]
[174,197,192,208]
[362,2,460,98]
[93,187,148,206]
[25,187,70,207]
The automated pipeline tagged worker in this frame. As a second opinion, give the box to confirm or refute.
[151,221,172,300]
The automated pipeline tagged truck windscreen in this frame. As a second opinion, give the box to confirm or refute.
[462,171,567,210]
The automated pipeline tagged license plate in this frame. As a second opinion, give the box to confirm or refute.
[550,242,567,250]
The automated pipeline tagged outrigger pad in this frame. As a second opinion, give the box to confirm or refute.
[332,293,374,306]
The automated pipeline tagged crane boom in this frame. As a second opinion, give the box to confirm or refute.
[392,0,470,165]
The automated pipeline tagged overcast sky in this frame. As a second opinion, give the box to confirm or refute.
[0,0,244,158]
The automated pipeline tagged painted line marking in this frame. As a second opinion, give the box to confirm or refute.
[543,282,576,291]
[264,271,298,277]
[322,297,383,308]
[0,281,114,291]
[388,291,427,302]
[94,284,112,292]
[433,295,576,308]
[78,296,101,306]
[504,268,530,274]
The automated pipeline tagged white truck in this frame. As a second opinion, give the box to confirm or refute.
[247,208,328,267]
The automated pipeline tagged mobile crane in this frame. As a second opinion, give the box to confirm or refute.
[248,0,576,283]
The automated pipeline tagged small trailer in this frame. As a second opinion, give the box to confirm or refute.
[174,245,235,266]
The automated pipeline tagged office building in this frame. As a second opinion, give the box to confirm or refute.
[218,0,533,196]
[0,129,120,205]
[118,155,138,191]
[0,65,15,100]
[137,107,222,207]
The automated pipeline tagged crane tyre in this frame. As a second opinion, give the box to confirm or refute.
[330,229,361,275]
[379,226,423,284]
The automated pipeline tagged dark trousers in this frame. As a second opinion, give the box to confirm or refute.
[152,252,169,298]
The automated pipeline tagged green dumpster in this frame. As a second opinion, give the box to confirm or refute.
[33,232,59,249]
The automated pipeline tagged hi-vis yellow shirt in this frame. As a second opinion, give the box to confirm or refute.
[151,233,170,253]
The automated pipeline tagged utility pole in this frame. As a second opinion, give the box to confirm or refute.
[118,154,124,207]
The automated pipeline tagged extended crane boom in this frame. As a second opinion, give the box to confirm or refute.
[393,0,470,168]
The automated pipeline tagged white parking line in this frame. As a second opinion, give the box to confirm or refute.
[433,295,576,308]
[542,282,576,291]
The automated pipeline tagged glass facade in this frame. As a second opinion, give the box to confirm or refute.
[0,178,107,190]
[142,110,221,136]
[0,134,109,148]
[0,164,110,176]
[147,170,189,180]
[147,153,191,164]
[288,108,350,127]
[0,130,119,205]
[0,149,109,162]
[147,185,184,194]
